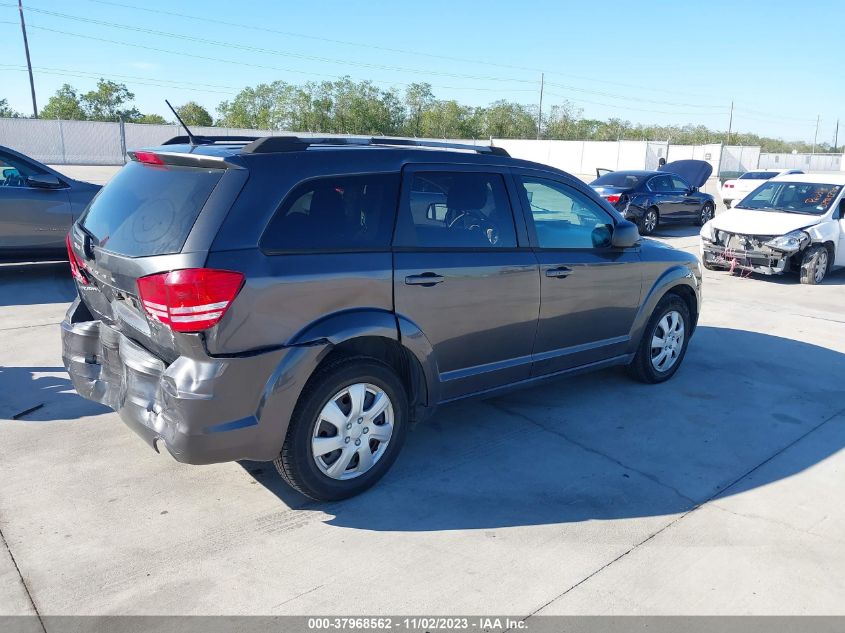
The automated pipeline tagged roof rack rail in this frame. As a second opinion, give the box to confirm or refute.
[162,135,260,146]
[241,135,510,157]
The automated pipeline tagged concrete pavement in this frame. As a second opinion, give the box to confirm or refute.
[1,228,844,617]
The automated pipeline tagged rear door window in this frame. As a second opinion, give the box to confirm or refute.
[395,171,517,248]
[261,173,399,252]
[80,161,223,257]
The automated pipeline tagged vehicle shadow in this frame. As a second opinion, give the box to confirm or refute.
[0,366,109,421]
[0,262,76,307]
[726,266,845,286]
[650,225,701,238]
[249,326,845,530]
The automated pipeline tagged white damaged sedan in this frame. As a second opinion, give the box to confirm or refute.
[700,173,845,284]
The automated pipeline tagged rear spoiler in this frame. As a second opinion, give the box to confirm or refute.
[162,135,259,145]
[127,150,242,170]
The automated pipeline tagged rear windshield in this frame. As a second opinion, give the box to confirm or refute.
[591,172,646,188]
[80,161,223,257]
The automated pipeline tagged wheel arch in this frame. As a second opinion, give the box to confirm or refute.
[628,266,700,353]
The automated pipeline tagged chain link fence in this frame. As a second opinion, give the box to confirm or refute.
[16,117,841,181]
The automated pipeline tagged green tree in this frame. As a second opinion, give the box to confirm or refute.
[0,98,21,118]
[403,83,434,136]
[136,113,168,124]
[176,101,213,127]
[40,84,86,120]
[81,80,141,122]
[482,100,537,138]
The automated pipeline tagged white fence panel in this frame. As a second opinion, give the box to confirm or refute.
[758,153,843,172]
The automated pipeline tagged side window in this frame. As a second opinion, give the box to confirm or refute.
[648,175,672,192]
[671,176,690,191]
[0,154,35,188]
[261,173,399,252]
[519,177,613,249]
[396,171,517,248]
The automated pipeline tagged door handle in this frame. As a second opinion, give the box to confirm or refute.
[544,266,572,278]
[405,272,445,286]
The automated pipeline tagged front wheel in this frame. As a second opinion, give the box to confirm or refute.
[627,294,691,383]
[799,245,829,285]
[698,203,714,226]
[275,357,409,501]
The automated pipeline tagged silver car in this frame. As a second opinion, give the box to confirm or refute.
[0,145,100,260]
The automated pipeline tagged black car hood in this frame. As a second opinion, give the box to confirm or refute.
[659,160,712,188]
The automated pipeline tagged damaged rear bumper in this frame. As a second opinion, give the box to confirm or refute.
[60,299,296,465]
[700,242,789,275]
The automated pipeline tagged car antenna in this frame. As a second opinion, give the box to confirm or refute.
[165,99,198,146]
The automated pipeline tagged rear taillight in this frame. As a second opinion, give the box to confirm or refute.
[65,233,88,285]
[133,151,165,165]
[605,194,621,204]
[725,183,734,188]
[136,268,244,333]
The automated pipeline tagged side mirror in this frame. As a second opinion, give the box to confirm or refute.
[26,173,64,189]
[611,220,640,248]
[838,199,845,220]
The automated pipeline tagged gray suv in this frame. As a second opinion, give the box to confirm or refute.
[62,136,701,500]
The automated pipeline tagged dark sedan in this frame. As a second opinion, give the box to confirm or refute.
[0,145,101,260]
[590,159,715,235]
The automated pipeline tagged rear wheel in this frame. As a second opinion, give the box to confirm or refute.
[698,203,714,226]
[639,208,658,236]
[799,245,829,285]
[275,357,408,501]
[628,294,691,384]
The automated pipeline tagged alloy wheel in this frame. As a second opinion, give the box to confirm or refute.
[644,211,657,233]
[311,383,394,480]
[650,310,685,372]
[815,250,828,283]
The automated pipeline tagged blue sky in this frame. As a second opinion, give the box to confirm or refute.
[1,0,840,142]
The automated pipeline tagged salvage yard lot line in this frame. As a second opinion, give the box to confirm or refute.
[0,524,45,631]
[525,405,845,621]
[0,321,62,333]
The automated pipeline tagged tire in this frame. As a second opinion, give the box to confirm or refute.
[698,203,714,226]
[274,356,409,501]
[627,294,691,384]
[799,245,830,285]
[639,208,658,236]
[702,259,719,271]
[724,200,732,209]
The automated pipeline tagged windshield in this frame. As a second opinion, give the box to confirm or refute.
[80,161,223,256]
[591,172,645,188]
[739,171,777,180]
[736,181,842,215]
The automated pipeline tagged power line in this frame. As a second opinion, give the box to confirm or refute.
[0,65,237,95]
[78,0,722,101]
[0,20,540,95]
[12,2,736,113]
[543,91,727,117]
[6,3,540,86]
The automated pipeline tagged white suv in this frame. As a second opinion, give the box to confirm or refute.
[701,173,845,284]
[720,169,803,208]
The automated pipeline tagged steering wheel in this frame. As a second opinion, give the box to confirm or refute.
[446,208,500,245]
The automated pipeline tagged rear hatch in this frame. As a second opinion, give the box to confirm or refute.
[68,151,247,362]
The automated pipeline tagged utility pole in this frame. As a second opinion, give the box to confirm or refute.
[726,100,733,145]
[834,119,839,153]
[812,114,820,154]
[536,72,544,140]
[18,0,38,118]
